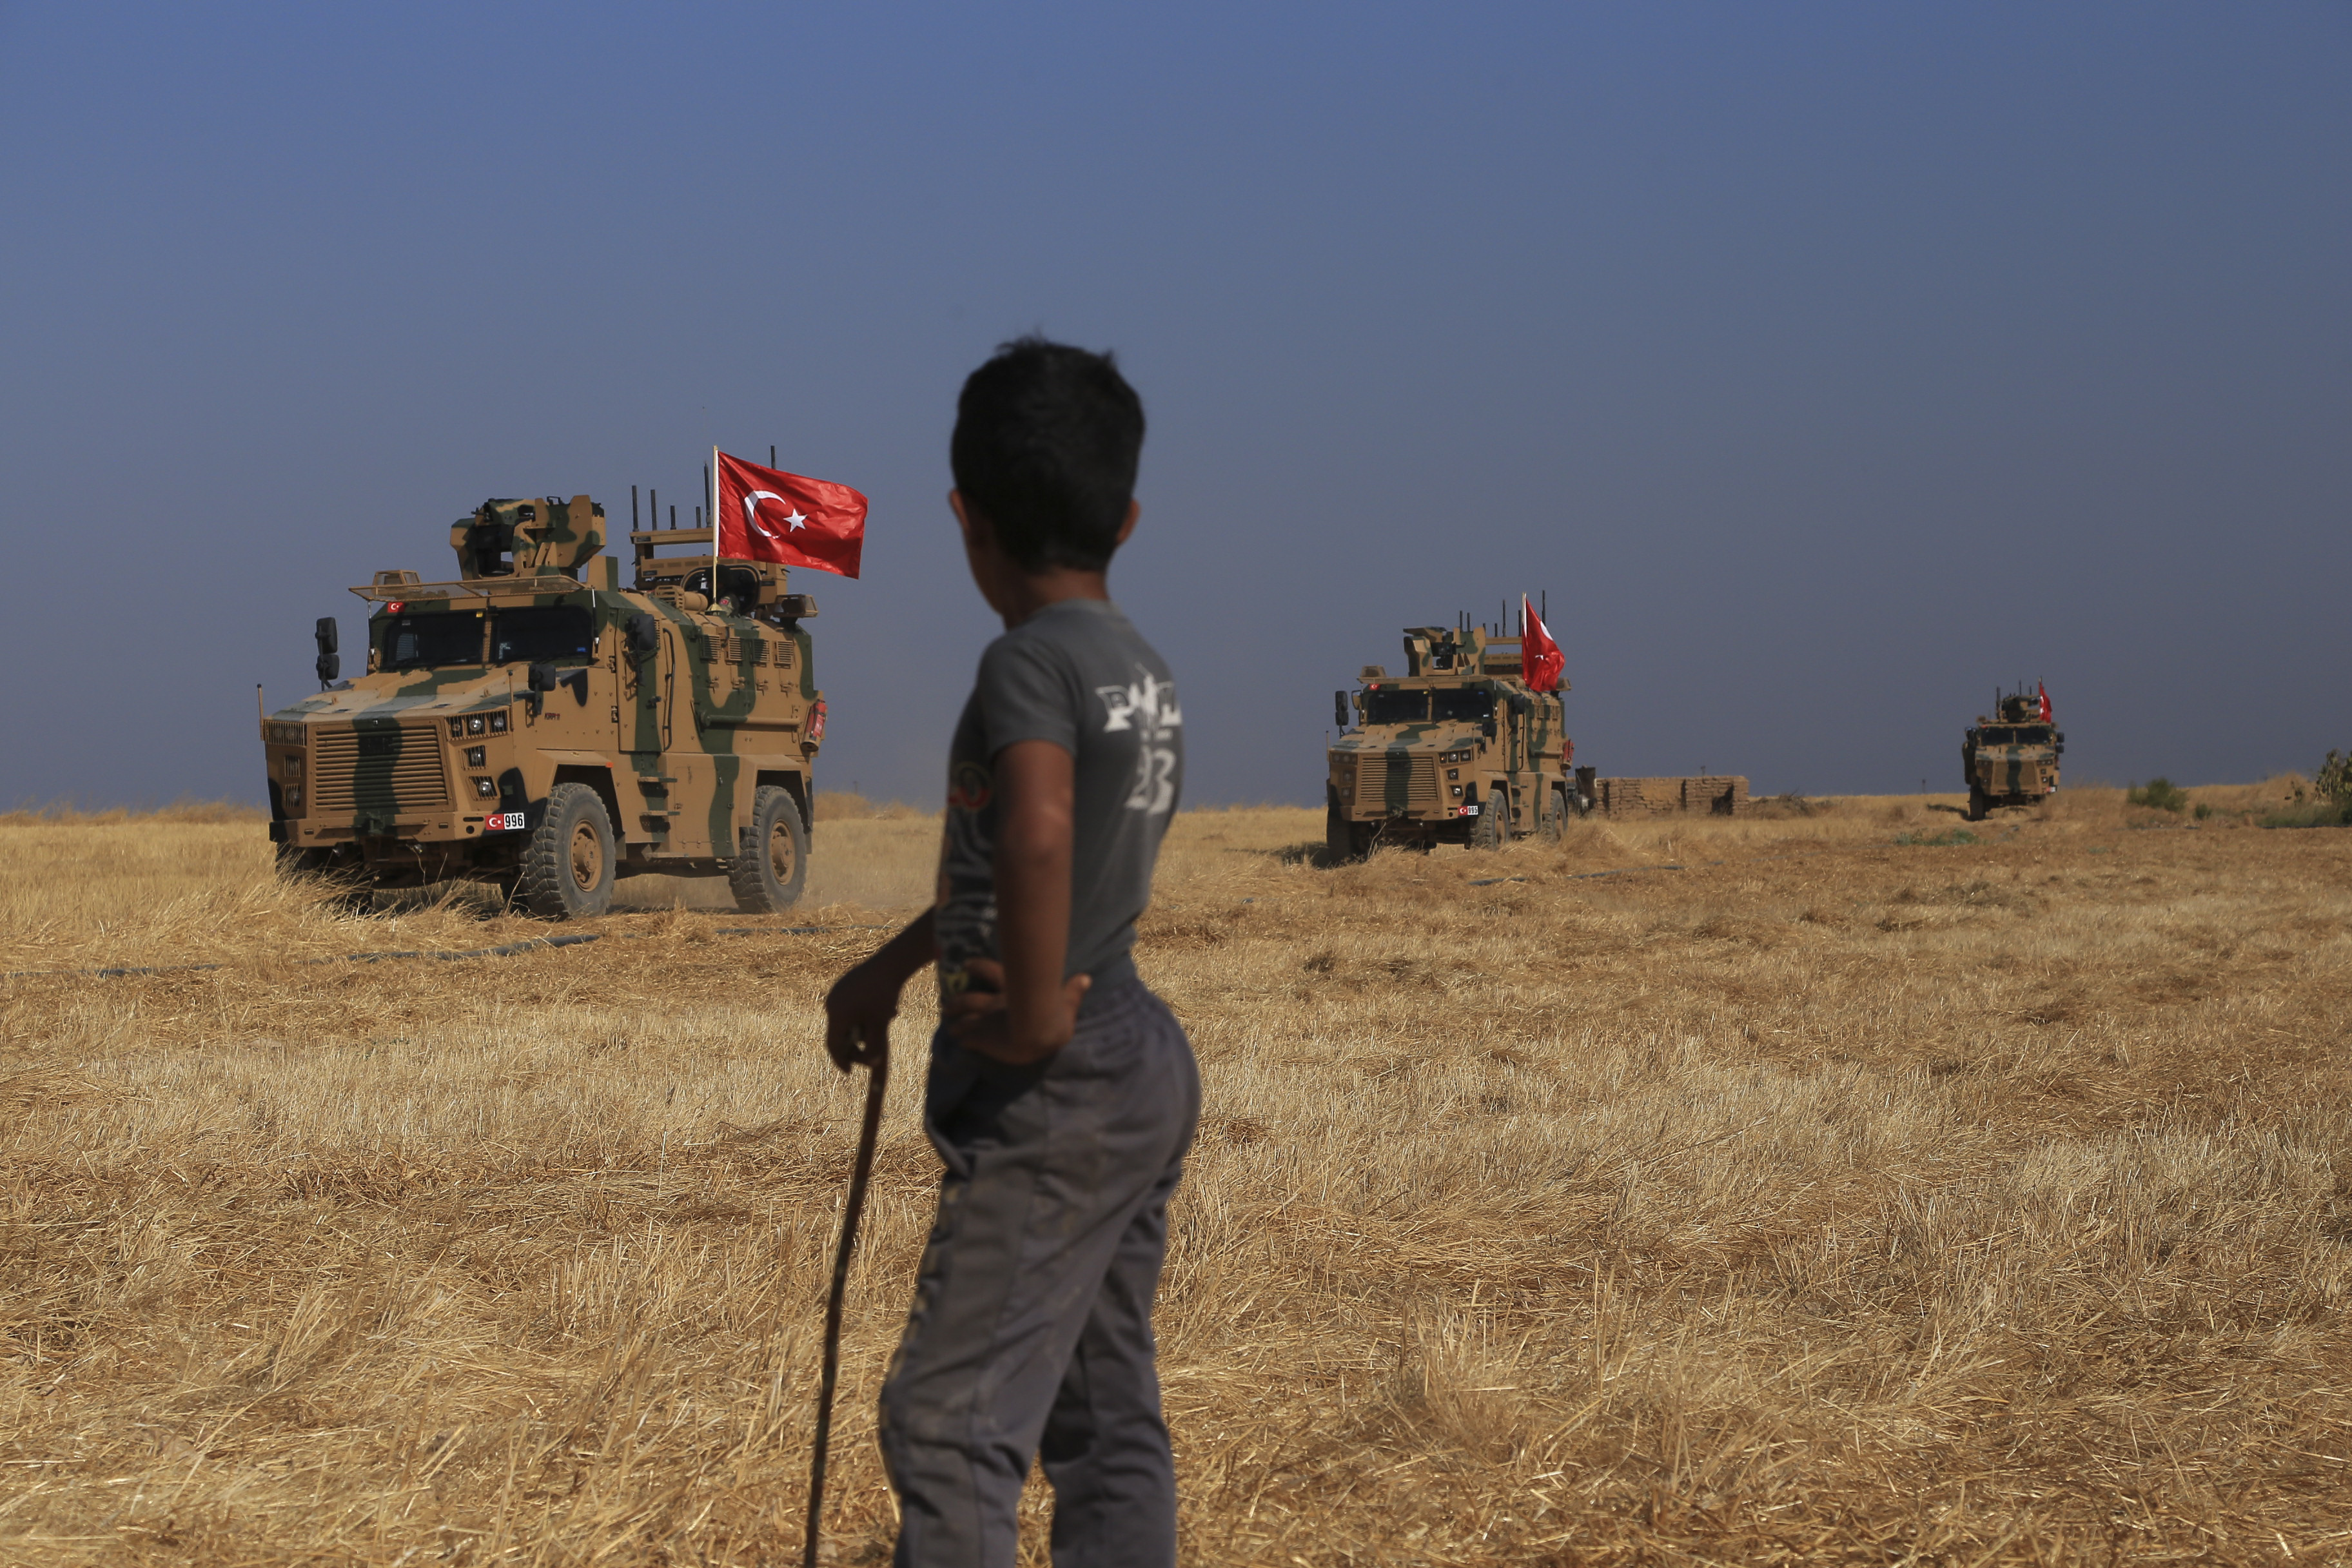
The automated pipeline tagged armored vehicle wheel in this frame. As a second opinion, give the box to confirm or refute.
[519,783,616,919]
[1471,790,1507,850]
[730,785,809,913]
[274,844,334,879]
[276,844,373,910]
[1965,785,1989,823]
[1326,788,1369,865]
[1539,785,1569,843]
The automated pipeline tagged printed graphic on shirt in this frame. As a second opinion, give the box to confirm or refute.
[946,761,992,814]
[1097,670,1182,814]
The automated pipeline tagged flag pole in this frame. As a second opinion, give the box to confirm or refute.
[712,444,723,877]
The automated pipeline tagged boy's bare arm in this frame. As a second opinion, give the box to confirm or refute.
[822,908,936,1071]
[947,738,1090,1064]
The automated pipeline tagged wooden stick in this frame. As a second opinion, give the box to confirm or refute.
[805,1043,889,1567]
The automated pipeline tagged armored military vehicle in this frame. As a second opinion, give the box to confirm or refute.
[1962,687,2064,821]
[1325,622,1591,861]
[262,495,825,918]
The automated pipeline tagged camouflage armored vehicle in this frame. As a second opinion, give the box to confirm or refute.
[262,495,825,918]
[1325,622,1591,860]
[1962,687,2064,821]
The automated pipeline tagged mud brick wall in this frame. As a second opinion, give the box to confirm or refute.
[1592,776,1749,818]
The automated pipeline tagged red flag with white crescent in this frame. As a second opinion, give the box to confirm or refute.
[1521,594,1565,694]
[716,451,868,579]
[2037,681,2053,723]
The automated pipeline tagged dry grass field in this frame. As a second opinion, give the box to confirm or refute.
[4,785,2349,1565]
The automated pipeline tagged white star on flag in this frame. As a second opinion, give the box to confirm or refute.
[785,509,807,531]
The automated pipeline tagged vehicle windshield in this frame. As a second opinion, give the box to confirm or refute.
[1362,688,1429,725]
[380,610,486,670]
[1977,725,2052,746]
[1432,687,1494,723]
[490,605,594,665]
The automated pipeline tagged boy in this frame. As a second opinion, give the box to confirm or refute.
[823,338,1197,1568]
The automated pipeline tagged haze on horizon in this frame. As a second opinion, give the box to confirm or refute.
[3,3,2345,810]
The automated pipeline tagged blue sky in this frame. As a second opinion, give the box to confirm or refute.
[3,3,2345,805]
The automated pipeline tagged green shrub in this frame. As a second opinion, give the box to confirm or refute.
[1894,828,1977,847]
[2258,800,2352,830]
[2126,778,2189,813]
[2316,749,2352,803]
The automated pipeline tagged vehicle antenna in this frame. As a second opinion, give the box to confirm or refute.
[632,485,640,531]
[256,683,264,723]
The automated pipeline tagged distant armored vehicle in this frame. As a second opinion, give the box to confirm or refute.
[1325,623,1589,860]
[262,495,825,918]
[1963,686,2063,821]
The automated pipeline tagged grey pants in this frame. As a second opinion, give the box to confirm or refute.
[879,977,1200,1568]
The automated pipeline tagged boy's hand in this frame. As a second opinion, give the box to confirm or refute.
[945,956,1091,1064]
[823,959,897,1072]
[823,911,937,1073]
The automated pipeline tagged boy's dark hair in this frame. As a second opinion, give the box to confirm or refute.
[951,337,1144,573]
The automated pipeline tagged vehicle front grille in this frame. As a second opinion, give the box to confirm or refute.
[311,726,451,814]
[1355,752,1439,810]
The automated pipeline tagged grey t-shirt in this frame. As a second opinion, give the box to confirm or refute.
[934,597,1182,1003]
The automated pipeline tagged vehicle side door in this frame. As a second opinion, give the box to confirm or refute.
[619,608,679,756]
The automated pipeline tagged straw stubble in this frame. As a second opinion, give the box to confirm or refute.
[1,789,2346,1563]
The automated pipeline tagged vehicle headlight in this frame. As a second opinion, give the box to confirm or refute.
[489,711,509,734]
[474,777,497,798]
[284,785,302,812]
[467,714,487,736]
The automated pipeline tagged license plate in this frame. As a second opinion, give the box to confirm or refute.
[1463,804,1480,816]
[485,812,527,832]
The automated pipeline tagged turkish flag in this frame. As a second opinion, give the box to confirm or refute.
[1521,595,1565,693]
[2037,681,2053,724]
[716,451,867,579]
[1514,597,1571,691]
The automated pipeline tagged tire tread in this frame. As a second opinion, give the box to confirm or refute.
[519,783,614,919]
[729,785,808,913]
